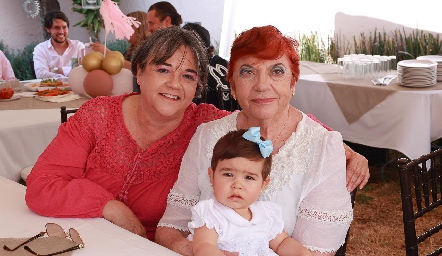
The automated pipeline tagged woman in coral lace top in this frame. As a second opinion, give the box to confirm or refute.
[25,27,229,240]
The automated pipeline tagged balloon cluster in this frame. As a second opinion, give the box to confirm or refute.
[68,51,133,98]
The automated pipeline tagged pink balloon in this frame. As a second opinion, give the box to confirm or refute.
[68,66,88,96]
[83,70,114,98]
[111,68,134,96]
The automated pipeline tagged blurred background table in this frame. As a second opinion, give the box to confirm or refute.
[291,61,442,161]
[0,81,88,181]
[0,176,179,256]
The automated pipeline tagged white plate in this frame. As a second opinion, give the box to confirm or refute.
[398,59,438,68]
[0,95,20,102]
[34,91,73,101]
[24,82,70,92]
[400,83,435,88]
[416,55,442,62]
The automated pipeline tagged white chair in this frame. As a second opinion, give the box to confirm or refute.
[19,165,34,185]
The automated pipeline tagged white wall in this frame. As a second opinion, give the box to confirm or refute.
[0,0,226,51]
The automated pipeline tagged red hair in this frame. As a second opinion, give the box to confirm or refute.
[227,25,300,85]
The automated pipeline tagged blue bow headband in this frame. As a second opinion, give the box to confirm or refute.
[242,127,273,158]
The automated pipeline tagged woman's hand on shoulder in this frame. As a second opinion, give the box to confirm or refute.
[344,143,370,191]
[102,199,147,238]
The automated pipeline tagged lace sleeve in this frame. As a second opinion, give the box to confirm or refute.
[158,124,209,231]
[292,131,353,253]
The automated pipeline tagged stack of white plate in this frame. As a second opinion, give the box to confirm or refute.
[416,55,442,81]
[397,59,437,87]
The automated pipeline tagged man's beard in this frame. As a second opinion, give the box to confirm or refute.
[52,35,66,44]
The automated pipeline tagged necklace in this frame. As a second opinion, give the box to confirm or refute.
[240,109,290,143]
[273,110,290,143]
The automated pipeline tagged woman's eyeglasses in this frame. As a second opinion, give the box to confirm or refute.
[2,223,84,255]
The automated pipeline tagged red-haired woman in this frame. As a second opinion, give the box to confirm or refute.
[156,25,360,255]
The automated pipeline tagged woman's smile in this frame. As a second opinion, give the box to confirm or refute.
[160,93,180,100]
[251,97,275,104]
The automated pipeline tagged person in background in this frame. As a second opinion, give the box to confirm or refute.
[90,11,149,92]
[156,25,358,256]
[182,22,211,104]
[0,50,16,81]
[189,128,312,256]
[147,1,182,34]
[182,22,238,110]
[33,11,85,79]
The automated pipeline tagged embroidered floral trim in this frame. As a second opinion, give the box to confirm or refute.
[157,222,189,232]
[206,113,237,160]
[297,200,354,224]
[217,235,276,255]
[167,190,200,209]
[305,245,339,254]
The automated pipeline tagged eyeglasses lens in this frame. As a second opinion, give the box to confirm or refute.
[45,223,66,238]
[68,228,83,246]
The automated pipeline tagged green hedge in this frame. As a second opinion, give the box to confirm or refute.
[0,40,38,80]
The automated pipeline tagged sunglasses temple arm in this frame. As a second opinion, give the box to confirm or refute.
[3,232,46,251]
[24,245,82,256]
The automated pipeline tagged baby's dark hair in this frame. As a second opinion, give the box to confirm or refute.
[211,129,272,180]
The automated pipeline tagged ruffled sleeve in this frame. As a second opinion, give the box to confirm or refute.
[188,199,227,240]
[257,201,285,240]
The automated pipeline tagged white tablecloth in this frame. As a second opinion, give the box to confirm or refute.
[291,74,442,160]
[0,176,179,256]
[0,109,61,181]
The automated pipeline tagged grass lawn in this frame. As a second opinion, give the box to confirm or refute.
[345,150,442,255]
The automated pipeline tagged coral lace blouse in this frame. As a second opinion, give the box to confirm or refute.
[25,94,228,240]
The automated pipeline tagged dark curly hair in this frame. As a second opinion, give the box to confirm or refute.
[131,26,208,91]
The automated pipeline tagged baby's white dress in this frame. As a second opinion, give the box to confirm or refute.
[188,198,283,256]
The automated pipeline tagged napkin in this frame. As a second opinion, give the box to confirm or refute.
[34,93,82,103]
[0,237,76,256]
[14,92,37,98]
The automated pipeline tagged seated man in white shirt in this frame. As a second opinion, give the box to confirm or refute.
[33,11,85,79]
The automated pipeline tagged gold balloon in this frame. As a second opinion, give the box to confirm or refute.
[82,52,104,72]
[102,55,124,75]
[107,51,125,65]
[91,51,105,59]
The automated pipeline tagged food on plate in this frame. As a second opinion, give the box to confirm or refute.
[36,87,70,97]
[40,78,63,87]
[0,87,14,99]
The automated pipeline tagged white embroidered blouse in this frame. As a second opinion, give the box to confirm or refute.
[158,111,353,253]
[188,198,282,256]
